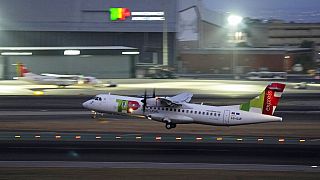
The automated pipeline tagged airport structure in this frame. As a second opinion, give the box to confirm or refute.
[0,0,177,79]
[0,0,319,79]
[177,1,318,75]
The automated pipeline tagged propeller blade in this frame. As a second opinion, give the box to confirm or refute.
[142,89,147,113]
[152,89,156,98]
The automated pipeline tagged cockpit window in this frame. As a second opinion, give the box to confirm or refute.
[94,97,102,101]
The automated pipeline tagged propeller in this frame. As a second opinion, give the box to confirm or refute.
[141,89,147,113]
[152,88,156,98]
[141,89,156,113]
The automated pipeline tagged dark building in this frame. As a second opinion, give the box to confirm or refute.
[0,0,178,79]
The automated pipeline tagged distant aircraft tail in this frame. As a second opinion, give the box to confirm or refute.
[239,83,286,115]
[16,63,29,77]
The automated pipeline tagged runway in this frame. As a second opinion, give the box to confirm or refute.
[1,131,319,145]
[0,140,319,166]
[0,79,319,173]
[1,79,320,96]
[0,161,318,172]
[0,110,319,137]
[1,95,320,113]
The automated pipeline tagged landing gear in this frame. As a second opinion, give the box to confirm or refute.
[165,123,176,129]
[91,111,97,119]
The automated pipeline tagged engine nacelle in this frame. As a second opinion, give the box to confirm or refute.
[147,114,194,124]
[147,113,165,122]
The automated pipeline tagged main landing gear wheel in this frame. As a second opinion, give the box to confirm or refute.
[165,123,176,129]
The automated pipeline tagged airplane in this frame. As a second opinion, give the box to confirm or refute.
[82,83,286,129]
[15,63,117,87]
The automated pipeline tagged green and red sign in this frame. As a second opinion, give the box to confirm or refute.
[109,8,131,21]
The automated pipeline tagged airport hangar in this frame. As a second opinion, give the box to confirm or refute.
[0,0,177,79]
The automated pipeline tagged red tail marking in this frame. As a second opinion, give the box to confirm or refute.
[262,83,286,115]
[18,64,29,77]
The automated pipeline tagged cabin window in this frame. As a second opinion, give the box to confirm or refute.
[182,110,185,113]
[166,108,168,111]
[210,113,213,116]
[236,113,240,115]
[186,110,189,113]
[170,108,173,111]
[190,110,193,113]
[218,114,220,116]
[206,112,209,115]
[174,109,177,112]
[158,107,160,110]
[202,112,205,115]
[178,109,181,112]
[214,113,216,116]
[194,111,197,114]
[199,111,201,114]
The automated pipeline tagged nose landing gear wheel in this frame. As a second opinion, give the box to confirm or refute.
[91,111,97,119]
[165,123,176,129]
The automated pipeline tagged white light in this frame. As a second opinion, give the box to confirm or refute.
[131,12,164,16]
[64,50,80,56]
[122,51,140,55]
[132,17,165,21]
[1,52,32,56]
[284,56,290,59]
[228,15,243,26]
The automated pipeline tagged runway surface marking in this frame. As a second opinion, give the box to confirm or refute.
[0,161,318,172]
[0,131,318,145]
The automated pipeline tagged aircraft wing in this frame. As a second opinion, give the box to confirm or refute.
[157,92,193,107]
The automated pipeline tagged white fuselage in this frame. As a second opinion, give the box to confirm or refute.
[83,94,282,126]
[20,72,99,86]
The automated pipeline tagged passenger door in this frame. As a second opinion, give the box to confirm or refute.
[223,110,230,125]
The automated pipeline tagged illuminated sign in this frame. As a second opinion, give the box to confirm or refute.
[109,7,165,21]
[110,8,131,21]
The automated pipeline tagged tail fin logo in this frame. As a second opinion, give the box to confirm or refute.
[262,83,286,115]
[263,90,274,115]
[240,83,285,115]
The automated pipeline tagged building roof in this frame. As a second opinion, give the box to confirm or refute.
[0,46,138,55]
[0,46,137,51]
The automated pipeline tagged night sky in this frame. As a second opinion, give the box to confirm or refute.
[203,0,320,23]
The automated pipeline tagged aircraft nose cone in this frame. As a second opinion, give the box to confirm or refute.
[82,101,90,109]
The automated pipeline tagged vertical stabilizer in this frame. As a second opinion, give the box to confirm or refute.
[240,83,286,115]
[16,63,29,77]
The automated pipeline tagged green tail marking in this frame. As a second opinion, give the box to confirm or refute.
[240,90,265,112]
